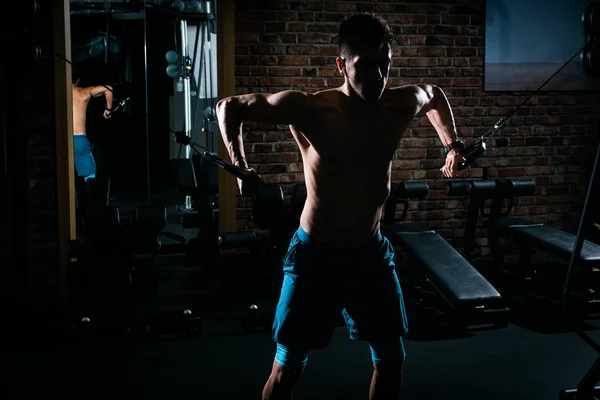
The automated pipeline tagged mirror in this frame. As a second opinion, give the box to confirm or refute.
[68,0,219,244]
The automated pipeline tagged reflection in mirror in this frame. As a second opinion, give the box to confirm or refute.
[68,0,220,314]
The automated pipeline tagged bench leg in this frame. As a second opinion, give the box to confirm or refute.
[490,235,504,268]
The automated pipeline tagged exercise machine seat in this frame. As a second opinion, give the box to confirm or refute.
[394,230,502,304]
[487,217,600,266]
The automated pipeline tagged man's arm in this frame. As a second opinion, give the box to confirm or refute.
[91,85,113,110]
[396,84,465,177]
[412,84,458,148]
[216,90,316,168]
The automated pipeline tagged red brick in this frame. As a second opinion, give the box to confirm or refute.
[286,44,322,55]
[453,77,482,87]
[307,23,338,33]
[269,67,302,76]
[297,33,333,44]
[288,23,306,32]
[279,55,309,65]
[324,2,356,12]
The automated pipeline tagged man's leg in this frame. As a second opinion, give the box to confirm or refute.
[342,235,408,400]
[262,344,309,400]
[73,135,97,181]
[368,340,405,400]
[267,227,340,399]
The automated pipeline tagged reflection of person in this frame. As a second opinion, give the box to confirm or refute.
[217,13,467,400]
[72,71,113,181]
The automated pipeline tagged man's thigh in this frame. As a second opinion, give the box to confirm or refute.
[343,238,408,341]
[272,229,345,350]
[73,136,97,179]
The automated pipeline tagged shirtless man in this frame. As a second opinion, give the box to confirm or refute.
[72,72,113,181]
[217,13,466,400]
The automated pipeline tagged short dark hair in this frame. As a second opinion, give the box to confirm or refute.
[338,13,394,57]
[72,65,86,84]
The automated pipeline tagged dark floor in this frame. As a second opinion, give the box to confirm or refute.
[1,316,599,400]
[3,191,598,400]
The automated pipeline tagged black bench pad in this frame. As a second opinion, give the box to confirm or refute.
[392,230,502,304]
[487,218,600,266]
[381,223,433,238]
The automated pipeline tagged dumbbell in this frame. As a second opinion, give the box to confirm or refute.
[240,304,271,332]
[183,309,203,336]
[70,316,94,340]
[241,304,259,332]
[132,204,168,254]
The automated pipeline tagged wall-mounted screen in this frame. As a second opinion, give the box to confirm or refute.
[485,0,600,91]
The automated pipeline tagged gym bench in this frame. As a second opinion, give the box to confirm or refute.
[381,181,509,332]
[446,178,600,316]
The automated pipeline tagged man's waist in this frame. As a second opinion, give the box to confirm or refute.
[297,223,382,249]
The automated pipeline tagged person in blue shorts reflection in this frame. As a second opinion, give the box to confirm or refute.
[72,70,113,181]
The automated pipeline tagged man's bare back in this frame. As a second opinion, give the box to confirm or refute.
[291,87,417,245]
[71,83,113,134]
[72,86,92,134]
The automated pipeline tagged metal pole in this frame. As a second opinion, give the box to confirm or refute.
[207,24,215,152]
[144,0,151,204]
[180,19,191,153]
[180,18,192,210]
[564,142,600,311]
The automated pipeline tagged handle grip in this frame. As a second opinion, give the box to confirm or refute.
[172,131,259,184]
[222,162,251,181]
[440,141,487,172]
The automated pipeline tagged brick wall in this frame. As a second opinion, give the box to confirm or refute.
[2,2,61,306]
[24,58,60,293]
[233,1,600,256]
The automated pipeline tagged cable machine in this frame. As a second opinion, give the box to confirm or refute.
[69,0,216,204]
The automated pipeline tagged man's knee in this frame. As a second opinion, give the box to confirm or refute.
[274,343,309,371]
[369,339,406,373]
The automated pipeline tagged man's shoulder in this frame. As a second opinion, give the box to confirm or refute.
[307,88,344,108]
[387,84,419,96]
[276,88,339,99]
[313,87,342,98]
[72,86,90,99]
[385,85,426,106]
[270,88,341,109]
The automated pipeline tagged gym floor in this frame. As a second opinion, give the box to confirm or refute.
[3,195,597,400]
[2,313,599,400]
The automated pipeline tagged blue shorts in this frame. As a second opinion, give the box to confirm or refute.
[273,227,409,351]
[73,135,96,181]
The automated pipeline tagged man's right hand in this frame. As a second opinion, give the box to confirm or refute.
[441,150,469,178]
[237,167,262,196]
[103,109,112,119]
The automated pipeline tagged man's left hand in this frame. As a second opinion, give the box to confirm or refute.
[441,150,469,178]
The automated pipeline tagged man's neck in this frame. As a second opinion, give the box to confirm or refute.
[341,82,378,112]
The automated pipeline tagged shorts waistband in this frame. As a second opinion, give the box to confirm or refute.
[296,226,383,248]
[74,133,87,136]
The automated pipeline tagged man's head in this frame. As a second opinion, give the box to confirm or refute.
[336,13,394,103]
[72,68,82,86]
